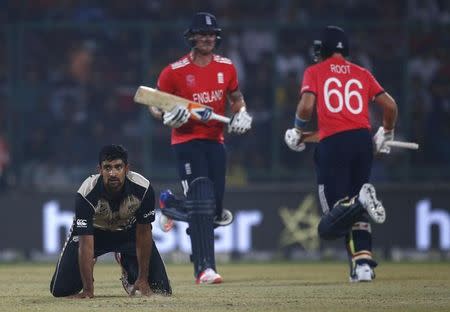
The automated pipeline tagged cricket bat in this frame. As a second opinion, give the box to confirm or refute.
[134,86,231,123]
[301,131,419,150]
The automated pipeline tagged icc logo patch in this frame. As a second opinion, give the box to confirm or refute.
[217,72,224,84]
[186,74,196,87]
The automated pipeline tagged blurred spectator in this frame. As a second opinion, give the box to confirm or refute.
[408,0,440,24]
[0,133,10,191]
[276,44,306,81]
[426,75,450,164]
[1,0,449,186]
[408,49,440,86]
[223,32,247,89]
[240,29,276,66]
[31,161,73,192]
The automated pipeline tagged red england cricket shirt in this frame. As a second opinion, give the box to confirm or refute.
[300,56,384,140]
[157,54,239,144]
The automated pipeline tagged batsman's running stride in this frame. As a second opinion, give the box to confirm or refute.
[148,12,252,284]
[284,26,398,282]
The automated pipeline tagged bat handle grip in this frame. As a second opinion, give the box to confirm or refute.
[385,141,419,150]
[211,113,231,124]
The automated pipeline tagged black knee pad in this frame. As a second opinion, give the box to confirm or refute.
[185,177,216,277]
[318,196,364,240]
[185,177,216,215]
[159,189,188,221]
[161,207,189,222]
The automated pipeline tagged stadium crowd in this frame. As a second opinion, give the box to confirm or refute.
[1,0,449,190]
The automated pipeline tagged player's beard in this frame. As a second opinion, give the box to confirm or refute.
[106,177,122,193]
[195,40,215,55]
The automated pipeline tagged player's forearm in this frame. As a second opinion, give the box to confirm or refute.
[229,89,246,113]
[78,235,94,293]
[383,110,397,131]
[296,93,315,122]
[375,92,398,131]
[382,99,397,131]
[136,224,152,280]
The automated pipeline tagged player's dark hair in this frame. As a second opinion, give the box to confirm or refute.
[184,12,222,48]
[98,144,128,165]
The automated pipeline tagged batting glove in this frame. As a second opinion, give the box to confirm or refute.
[163,105,190,128]
[284,128,306,152]
[228,110,252,134]
[373,126,394,154]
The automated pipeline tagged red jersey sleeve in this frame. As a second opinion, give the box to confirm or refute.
[300,66,317,95]
[228,64,239,93]
[366,70,385,99]
[157,66,176,94]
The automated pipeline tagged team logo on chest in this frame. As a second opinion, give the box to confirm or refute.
[186,74,196,87]
[217,72,224,84]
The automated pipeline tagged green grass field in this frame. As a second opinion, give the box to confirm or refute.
[0,262,449,312]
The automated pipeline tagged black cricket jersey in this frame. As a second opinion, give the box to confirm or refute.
[73,171,155,236]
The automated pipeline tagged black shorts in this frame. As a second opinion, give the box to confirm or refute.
[314,128,373,213]
[173,139,226,214]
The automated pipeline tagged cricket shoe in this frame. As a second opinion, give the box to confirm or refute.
[358,183,386,224]
[115,252,134,295]
[196,268,223,285]
[159,190,175,232]
[349,263,375,282]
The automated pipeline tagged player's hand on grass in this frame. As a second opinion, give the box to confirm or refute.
[163,105,190,128]
[373,126,394,154]
[228,110,252,134]
[68,289,94,299]
[130,278,153,297]
[284,128,306,152]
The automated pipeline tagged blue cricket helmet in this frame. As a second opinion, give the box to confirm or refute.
[313,25,349,61]
[184,12,222,47]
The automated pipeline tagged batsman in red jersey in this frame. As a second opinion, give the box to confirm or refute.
[285,26,398,282]
[149,12,252,284]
